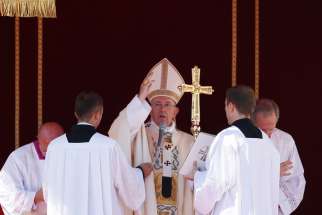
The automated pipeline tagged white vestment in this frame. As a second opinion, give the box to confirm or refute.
[43,133,145,215]
[270,128,305,215]
[109,95,194,215]
[0,143,44,215]
[194,126,280,215]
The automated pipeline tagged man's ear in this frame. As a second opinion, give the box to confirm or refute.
[92,110,99,121]
[94,108,103,121]
[228,102,235,112]
[74,112,80,120]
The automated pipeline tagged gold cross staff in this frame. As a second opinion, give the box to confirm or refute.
[178,66,214,139]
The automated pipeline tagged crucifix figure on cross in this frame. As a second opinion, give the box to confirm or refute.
[178,66,214,139]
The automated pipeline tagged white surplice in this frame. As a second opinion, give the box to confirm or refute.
[43,133,145,215]
[270,128,305,215]
[109,95,194,215]
[194,126,280,215]
[0,143,44,215]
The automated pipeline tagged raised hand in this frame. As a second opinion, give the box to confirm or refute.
[138,72,154,102]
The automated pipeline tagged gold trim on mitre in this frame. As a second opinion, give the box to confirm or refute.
[146,58,185,104]
[148,89,181,104]
[161,59,168,89]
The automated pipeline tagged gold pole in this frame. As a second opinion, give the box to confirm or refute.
[37,17,43,128]
[15,17,20,149]
[232,0,238,86]
[255,0,260,98]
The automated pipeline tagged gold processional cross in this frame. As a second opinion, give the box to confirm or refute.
[178,66,214,139]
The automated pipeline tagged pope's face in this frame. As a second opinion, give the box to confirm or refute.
[254,112,277,137]
[150,96,179,127]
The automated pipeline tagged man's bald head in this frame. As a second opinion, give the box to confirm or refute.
[38,122,64,155]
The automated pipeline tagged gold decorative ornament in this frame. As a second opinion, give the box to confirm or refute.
[232,0,238,86]
[1,0,57,148]
[255,0,260,98]
[0,0,57,17]
[15,17,20,149]
[178,66,214,139]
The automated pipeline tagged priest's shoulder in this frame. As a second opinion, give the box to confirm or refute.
[13,142,33,153]
[274,128,294,142]
[46,134,67,152]
[216,126,244,139]
[49,134,67,145]
[176,129,194,144]
[7,143,33,160]
[92,132,118,146]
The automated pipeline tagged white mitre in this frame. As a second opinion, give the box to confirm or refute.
[146,58,185,104]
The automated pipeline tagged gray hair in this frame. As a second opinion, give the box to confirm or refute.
[252,98,280,120]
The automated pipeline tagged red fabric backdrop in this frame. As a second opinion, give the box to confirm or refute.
[0,206,4,215]
[0,0,321,213]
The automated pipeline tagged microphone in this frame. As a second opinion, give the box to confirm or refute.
[157,123,166,147]
[154,122,166,169]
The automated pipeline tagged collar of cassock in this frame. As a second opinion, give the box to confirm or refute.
[232,118,262,138]
[150,120,176,134]
[33,140,45,160]
[66,122,96,143]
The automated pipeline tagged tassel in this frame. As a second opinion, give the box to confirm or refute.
[0,0,56,18]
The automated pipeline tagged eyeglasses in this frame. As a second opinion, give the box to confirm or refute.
[152,103,176,109]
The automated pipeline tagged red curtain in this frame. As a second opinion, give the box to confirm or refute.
[0,205,4,215]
